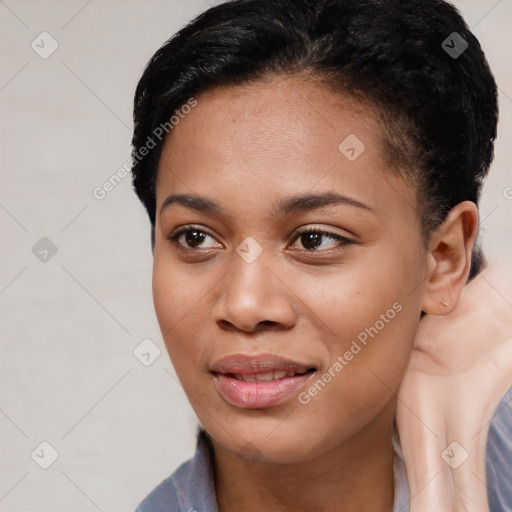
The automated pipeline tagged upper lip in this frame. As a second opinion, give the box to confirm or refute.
[211,353,315,375]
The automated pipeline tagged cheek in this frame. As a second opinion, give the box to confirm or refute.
[294,298,417,446]
[289,251,421,405]
[286,258,410,347]
[151,256,212,370]
[152,249,213,328]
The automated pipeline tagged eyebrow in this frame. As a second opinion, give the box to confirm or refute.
[159,192,373,217]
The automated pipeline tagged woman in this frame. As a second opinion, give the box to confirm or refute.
[130,0,511,510]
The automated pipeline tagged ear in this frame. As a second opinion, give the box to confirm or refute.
[421,201,479,315]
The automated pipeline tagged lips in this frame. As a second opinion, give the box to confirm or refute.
[211,354,316,409]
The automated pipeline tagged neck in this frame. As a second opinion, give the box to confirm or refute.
[212,401,397,512]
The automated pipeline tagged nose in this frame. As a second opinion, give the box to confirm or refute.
[212,251,297,334]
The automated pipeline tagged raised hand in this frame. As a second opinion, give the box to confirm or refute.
[396,261,512,512]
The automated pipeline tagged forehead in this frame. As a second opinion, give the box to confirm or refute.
[155,76,416,222]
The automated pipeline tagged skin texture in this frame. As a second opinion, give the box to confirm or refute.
[151,76,478,512]
[397,259,512,512]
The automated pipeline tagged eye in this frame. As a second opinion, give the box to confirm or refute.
[166,225,352,253]
[166,225,222,250]
[290,228,352,251]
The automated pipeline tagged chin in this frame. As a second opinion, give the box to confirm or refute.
[204,414,340,465]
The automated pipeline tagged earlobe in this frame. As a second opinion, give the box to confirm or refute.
[421,201,479,316]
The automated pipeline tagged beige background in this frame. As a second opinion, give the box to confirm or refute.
[1,1,511,510]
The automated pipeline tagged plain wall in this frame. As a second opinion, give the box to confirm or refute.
[1,1,511,510]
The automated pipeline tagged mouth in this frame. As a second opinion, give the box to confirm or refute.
[211,354,317,409]
[226,369,314,382]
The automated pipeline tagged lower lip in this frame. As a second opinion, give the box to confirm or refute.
[213,372,314,409]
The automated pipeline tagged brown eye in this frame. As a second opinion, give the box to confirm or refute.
[291,229,352,251]
[167,226,221,250]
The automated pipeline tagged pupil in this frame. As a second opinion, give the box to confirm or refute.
[186,230,206,247]
[302,232,321,250]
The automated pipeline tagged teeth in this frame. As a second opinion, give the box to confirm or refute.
[255,372,274,381]
[232,370,303,382]
[237,374,256,382]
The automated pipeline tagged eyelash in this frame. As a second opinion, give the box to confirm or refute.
[166,225,353,252]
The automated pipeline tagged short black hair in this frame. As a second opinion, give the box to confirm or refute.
[131,0,498,278]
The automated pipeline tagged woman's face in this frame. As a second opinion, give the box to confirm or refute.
[152,77,427,463]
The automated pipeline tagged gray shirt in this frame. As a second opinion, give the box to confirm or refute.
[136,386,512,512]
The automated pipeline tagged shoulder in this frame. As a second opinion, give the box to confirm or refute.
[135,467,183,512]
[486,385,512,512]
[135,429,218,512]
